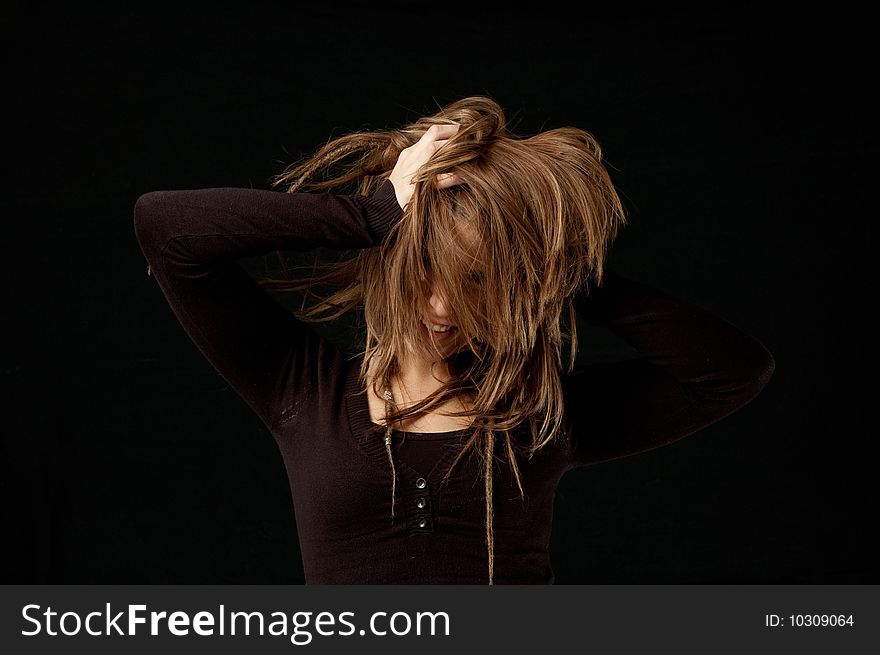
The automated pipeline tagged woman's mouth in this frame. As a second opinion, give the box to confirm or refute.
[420,319,458,341]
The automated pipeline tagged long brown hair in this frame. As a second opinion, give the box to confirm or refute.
[260,96,626,584]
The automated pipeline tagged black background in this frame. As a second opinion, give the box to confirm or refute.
[2,3,875,583]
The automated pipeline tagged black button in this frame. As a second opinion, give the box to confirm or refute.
[416,497,426,509]
[415,477,427,489]
[417,517,427,528]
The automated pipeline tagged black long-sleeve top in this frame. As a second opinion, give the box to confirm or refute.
[132,178,775,584]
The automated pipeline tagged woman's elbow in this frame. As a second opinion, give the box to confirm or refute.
[693,339,776,409]
[133,191,174,258]
[731,341,776,405]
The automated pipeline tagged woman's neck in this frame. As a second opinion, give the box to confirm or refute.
[365,352,474,431]
[392,354,453,405]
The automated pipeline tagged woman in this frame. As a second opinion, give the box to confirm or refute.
[133,96,775,584]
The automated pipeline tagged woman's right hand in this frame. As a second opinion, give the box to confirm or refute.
[388,123,461,210]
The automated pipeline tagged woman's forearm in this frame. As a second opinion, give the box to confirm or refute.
[133,179,402,266]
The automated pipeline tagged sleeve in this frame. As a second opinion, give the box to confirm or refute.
[563,269,776,469]
[133,179,402,431]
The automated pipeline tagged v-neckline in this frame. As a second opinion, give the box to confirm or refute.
[344,355,473,484]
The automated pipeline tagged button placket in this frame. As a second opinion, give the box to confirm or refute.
[403,476,434,534]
